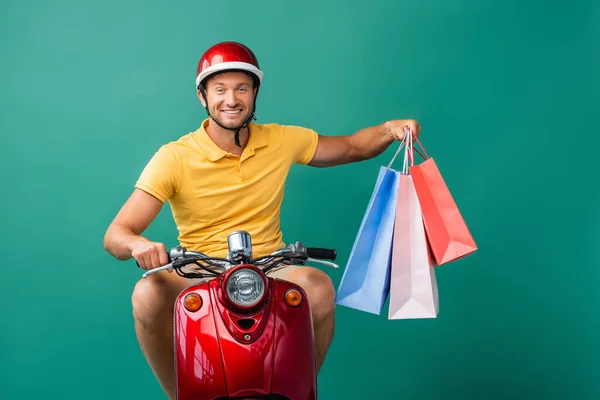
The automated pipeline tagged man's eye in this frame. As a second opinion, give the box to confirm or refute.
[239,88,247,93]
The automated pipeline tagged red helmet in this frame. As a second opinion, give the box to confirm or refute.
[195,41,264,89]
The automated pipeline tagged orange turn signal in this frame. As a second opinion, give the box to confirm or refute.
[184,293,202,312]
[284,289,302,307]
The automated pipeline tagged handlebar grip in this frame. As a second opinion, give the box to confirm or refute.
[306,248,337,261]
[136,252,172,268]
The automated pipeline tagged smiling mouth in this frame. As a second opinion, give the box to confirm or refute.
[221,109,242,116]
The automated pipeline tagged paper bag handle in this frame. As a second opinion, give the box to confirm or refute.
[386,141,405,170]
[385,128,428,172]
[408,128,429,161]
[386,131,426,167]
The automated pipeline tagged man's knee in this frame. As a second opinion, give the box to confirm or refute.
[131,273,179,329]
[287,267,336,321]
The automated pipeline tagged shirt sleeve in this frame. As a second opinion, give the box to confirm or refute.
[281,125,319,165]
[134,144,181,203]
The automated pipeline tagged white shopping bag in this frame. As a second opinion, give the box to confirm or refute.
[388,132,439,319]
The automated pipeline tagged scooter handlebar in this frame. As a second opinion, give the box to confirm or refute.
[139,242,340,278]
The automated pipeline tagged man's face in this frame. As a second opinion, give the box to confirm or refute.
[199,71,257,129]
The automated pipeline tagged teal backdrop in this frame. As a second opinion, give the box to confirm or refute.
[1,0,598,399]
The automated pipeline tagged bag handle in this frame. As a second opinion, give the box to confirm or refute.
[386,141,405,170]
[385,127,428,172]
[409,128,429,160]
[403,128,429,171]
[402,127,414,173]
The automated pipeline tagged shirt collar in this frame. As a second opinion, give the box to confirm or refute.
[194,119,267,162]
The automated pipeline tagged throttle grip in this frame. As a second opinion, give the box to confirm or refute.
[306,247,337,261]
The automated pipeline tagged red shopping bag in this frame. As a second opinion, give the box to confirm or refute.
[406,131,478,266]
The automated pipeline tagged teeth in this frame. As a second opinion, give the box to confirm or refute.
[223,110,240,114]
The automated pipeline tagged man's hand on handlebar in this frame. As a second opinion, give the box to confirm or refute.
[131,240,170,270]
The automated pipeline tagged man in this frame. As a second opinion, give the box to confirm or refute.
[103,41,421,399]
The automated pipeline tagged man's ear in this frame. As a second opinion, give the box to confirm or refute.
[197,89,206,107]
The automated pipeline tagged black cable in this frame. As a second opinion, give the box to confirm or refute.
[174,259,223,278]
[261,257,287,274]
[175,269,213,280]
[190,260,221,276]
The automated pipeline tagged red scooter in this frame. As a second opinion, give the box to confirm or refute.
[141,231,339,400]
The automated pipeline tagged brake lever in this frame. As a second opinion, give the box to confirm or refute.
[141,255,206,278]
[142,263,174,278]
[281,251,339,269]
[306,257,339,269]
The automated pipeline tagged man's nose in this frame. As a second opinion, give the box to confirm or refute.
[225,91,238,107]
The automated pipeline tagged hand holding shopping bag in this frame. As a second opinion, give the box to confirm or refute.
[407,131,478,265]
[335,150,402,315]
[388,132,439,319]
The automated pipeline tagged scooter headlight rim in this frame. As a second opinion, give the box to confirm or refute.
[224,267,266,308]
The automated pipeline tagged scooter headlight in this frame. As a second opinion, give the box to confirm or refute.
[225,268,265,308]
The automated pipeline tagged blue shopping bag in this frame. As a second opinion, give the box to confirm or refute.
[335,165,400,315]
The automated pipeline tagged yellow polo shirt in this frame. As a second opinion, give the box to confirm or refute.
[135,119,319,258]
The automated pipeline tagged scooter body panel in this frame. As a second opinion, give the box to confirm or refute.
[174,271,317,399]
[270,279,317,400]
[174,282,228,400]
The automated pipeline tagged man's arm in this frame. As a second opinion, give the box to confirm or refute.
[103,188,169,269]
[308,119,421,168]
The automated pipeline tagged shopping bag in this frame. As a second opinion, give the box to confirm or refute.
[388,172,439,319]
[388,134,439,319]
[335,163,400,315]
[408,131,478,265]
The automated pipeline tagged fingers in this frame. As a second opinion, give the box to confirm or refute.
[412,120,422,136]
[401,120,421,141]
[132,242,169,270]
[132,247,151,270]
[386,119,421,141]
[149,250,160,270]
[405,121,420,135]
[158,243,169,266]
